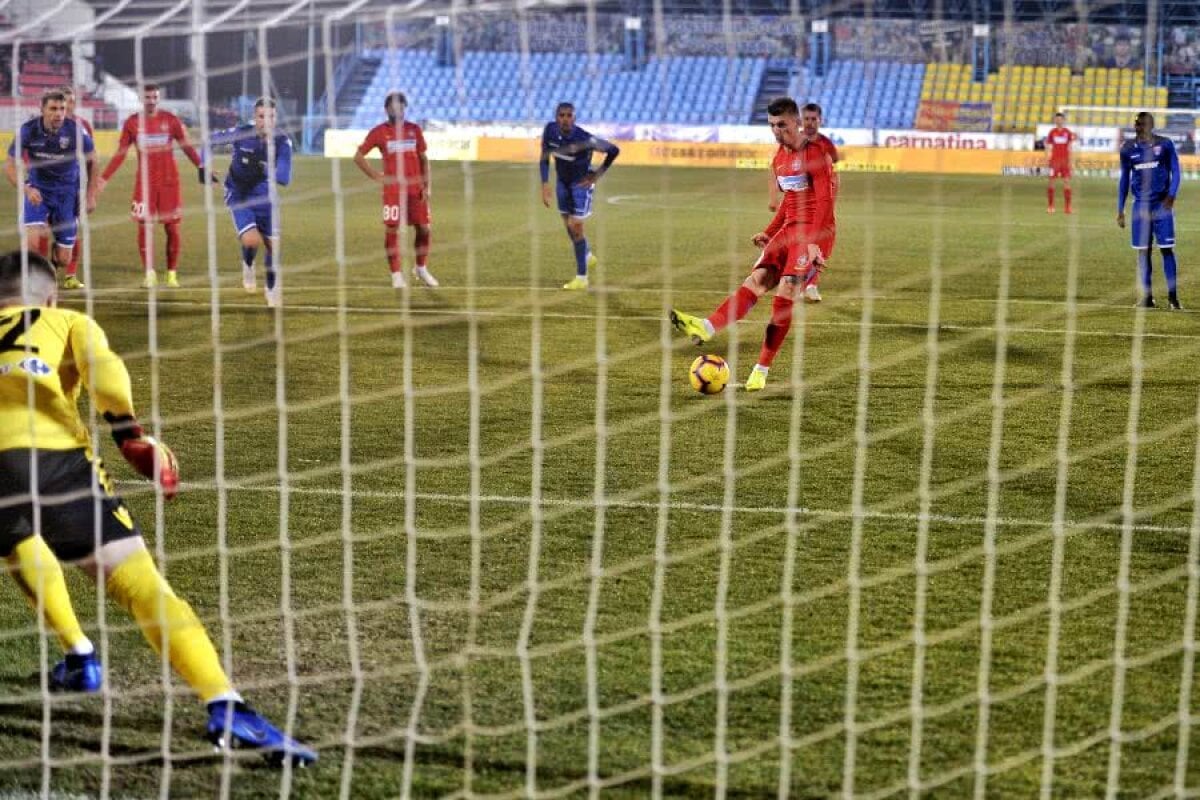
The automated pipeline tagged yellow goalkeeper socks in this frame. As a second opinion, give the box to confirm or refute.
[6,536,92,655]
[106,548,234,704]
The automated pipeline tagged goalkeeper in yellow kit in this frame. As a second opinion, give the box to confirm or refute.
[0,251,315,766]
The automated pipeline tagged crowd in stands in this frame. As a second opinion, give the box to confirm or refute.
[354,12,1200,82]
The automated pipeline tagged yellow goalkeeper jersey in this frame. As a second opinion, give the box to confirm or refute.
[0,305,135,451]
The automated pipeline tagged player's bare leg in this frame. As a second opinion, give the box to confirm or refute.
[412,223,438,287]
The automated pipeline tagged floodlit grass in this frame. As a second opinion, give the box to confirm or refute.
[1,157,1198,797]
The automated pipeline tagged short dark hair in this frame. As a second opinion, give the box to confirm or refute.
[0,250,56,299]
[385,91,407,111]
[556,101,575,113]
[41,90,66,107]
[766,97,799,117]
[57,85,75,97]
[1054,112,1065,119]
[802,102,823,117]
[254,96,276,109]
[143,83,160,93]
[1136,110,1154,127]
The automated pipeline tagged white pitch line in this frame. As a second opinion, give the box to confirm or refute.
[184,481,1194,536]
[77,296,1200,341]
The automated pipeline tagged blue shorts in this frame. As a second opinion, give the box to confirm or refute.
[555,180,594,219]
[225,189,278,238]
[1130,203,1175,250]
[22,188,78,246]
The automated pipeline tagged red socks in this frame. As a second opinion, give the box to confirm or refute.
[1047,185,1055,209]
[66,240,80,276]
[1064,187,1072,212]
[137,225,152,271]
[414,227,431,269]
[165,222,181,272]
[757,295,794,368]
[384,227,401,273]
[709,286,759,333]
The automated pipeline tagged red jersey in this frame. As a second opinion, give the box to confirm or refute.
[764,140,835,240]
[103,110,199,185]
[1046,126,1075,165]
[71,116,94,138]
[357,119,427,188]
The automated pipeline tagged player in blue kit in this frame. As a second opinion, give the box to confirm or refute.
[3,90,95,286]
[202,97,293,307]
[1117,112,1182,310]
[539,102,620,290]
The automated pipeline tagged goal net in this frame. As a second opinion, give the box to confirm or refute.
[1,1,1199,798]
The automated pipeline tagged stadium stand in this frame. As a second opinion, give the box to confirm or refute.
[787,60,925,129]
[922,62,1168,132]
[353,49,764,126]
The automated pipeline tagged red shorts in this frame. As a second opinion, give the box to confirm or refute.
[131,181,182,223]
[383,187,430,227]
[754,225,834,280]
[1049,163,1071,179]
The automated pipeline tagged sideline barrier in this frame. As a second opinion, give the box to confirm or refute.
[325,129,1200,178]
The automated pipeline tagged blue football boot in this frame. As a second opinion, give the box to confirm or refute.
[48,653,103,693]
[206,701,318,767]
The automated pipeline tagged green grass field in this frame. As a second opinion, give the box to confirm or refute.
[1,157,1199,798]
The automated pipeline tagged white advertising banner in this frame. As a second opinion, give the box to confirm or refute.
[1034,124,1122,152]
[876,129,1036,150]
[324,128,479,161]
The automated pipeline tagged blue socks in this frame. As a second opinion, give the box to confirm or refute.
[1138,251,1153,295]
[265,250,276,291]
[1163,250,1178,293]
[572,238,588,277]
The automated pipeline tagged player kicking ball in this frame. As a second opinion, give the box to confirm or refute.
[671,96,835,392]
[0,252,316,766]
[353,91,438,289]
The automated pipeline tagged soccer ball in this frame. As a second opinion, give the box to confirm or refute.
[689,354,730,394]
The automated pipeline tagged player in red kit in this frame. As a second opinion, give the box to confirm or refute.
[768,101,839,303]
[671,96,835,392]
[62,86,93,290]
[353,91,437,289]
[1045,112,1076,214]
[89,84,205,288]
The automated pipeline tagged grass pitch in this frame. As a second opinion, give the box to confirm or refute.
[1,157,1199,798]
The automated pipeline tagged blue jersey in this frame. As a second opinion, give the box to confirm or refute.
[208,124,293,196]
[539,122,619,186]
[8,117,94,194]
[1118,135,1180,210]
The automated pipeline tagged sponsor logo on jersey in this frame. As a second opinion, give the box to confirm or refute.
[137,133,172,147]
[386,140,418,153]
[1134,161,1159,171]
[776,174,810,192]
[0,364,11,376]
[18,357,51,376]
